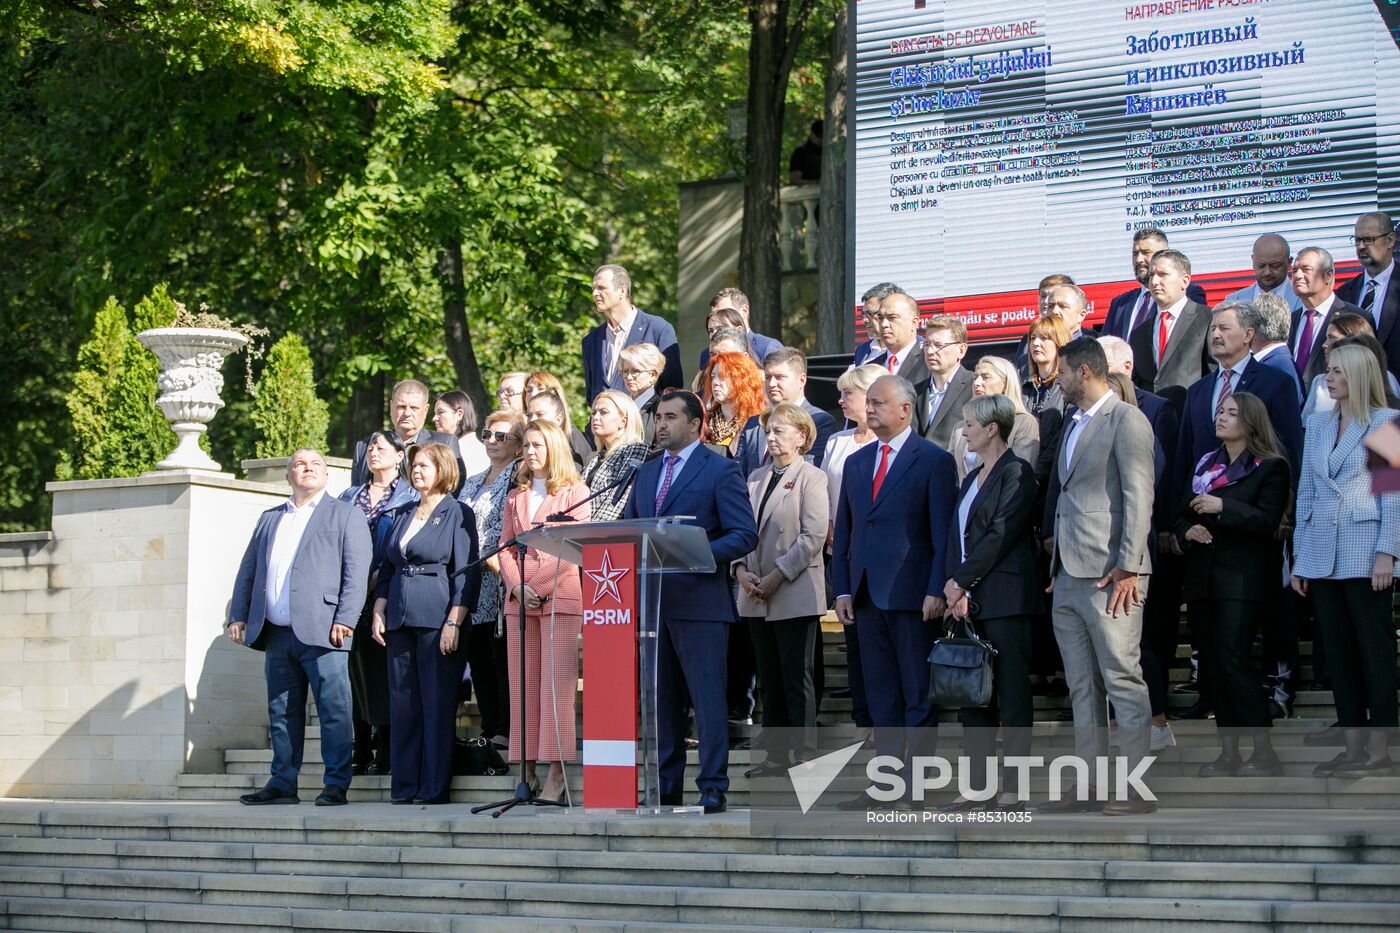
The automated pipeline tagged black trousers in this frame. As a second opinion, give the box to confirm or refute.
[1310,579,1398,729]
[386,626,468,802]
[1191,598,1270,729]
[1142,549,1184,713]
[958,615,1033,794]
[746,616,818,762]
[349,599,391,725]
[466,620,510,739]
[1261,584,1301,708]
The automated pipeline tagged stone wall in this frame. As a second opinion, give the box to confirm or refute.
[0,471,287,798]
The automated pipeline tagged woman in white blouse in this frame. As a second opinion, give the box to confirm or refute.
[821,363,887,545]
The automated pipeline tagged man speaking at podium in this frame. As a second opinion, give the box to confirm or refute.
[624,390,758,813]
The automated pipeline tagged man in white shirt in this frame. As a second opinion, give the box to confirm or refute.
[228,449,372,807]
[1224,234,1303,312]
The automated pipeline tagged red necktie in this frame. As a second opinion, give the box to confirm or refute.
[886,352,897,373]
[1156,310,1170,366]
[871,444,892,501]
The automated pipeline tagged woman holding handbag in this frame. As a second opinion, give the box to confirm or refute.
[939,395,1041,812]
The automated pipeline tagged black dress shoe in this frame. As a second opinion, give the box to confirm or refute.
[366,760,390,776]
[351,762,370,776]
[938,797,989,813]
[1102,794,1157,816]
[1313,752,1366,777]
[744,760,788,779]
[1169,702,1213,721]
[314,786,348,807]
[1233,757,1282,778]
[698,790,727,814]
[1303,724,1346,747]
[390,797,415,805]
[1197,754,1243,778]
[1332,757,1396,778]
[996,799,1027,813]
[659,792,683,807]
[413,794,451,805]
[240,785,299,806]
[1037,791,1101,814]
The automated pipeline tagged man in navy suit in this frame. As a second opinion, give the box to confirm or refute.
[1242,294,1304,406]
[1103,227,1208,339]
[697,288,783,370]
[852,282,901,367]
[1175,301,1303,492]
[623,391,758,813]
[1289,247,1360,387]
[833,375,957,806]
[735,347,838,476]
[1336,212,1400,388]
[228,449,372,807]
[582,264,683,404]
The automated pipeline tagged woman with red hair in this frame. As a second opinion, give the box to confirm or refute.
[700,351,767,455]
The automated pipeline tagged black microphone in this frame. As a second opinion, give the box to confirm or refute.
[545,460,642,522]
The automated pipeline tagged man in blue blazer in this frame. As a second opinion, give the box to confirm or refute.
[228,449,372,807]
[583,264,683,404]
[697,287,783,370]
[832,375,957,805]
[623,391,758,813]
[1103,227,1208,339]
[1243,294,1305,406]
[1173,300,1304,499]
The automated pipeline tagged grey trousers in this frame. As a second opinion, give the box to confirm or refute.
[1052,571,1153,777]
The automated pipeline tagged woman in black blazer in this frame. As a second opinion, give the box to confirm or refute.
[940,395,1041,812]
[1176,393,1290,778]
[372,443,480,804]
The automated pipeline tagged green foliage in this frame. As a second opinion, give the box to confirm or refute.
[252,335,330,459]
[58,287,175,481]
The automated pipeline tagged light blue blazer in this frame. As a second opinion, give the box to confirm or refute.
[1293,407,1400,580]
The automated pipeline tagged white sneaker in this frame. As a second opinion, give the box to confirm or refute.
[1151,723,1177,751]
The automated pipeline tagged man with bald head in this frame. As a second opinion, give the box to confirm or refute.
[1224,234,1302,312]
[870,292,930,384]
[1336,211,1400,387]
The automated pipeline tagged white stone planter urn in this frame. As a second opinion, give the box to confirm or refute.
[136,327,249,472]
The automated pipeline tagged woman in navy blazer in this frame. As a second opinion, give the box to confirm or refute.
[372,443,480,804]
[1177,394,1290,778]
[337,431,419,774]
[1292,345,1400,778]
[939,395,1040,812]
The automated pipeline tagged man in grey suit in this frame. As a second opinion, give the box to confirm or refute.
[1128,249,1215,402]
[350,379,463,490]
[915,315,974,450]
[1040,339,1158,815]
[228,449,372,807]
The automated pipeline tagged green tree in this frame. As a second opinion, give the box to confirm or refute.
[251,335,330,459]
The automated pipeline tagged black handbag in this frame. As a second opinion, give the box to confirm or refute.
[453,737,508,776]
[927,615,997,708]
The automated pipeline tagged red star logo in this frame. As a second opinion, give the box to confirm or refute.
[584,550,629,605]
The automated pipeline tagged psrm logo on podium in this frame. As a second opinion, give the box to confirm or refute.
[583,549,631,625]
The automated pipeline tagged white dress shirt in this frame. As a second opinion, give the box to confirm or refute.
[603,306,639,383]
[956,475,980,564]
[822,429,877,517]
[879,339,917,374]
[265,491,327,627]
[1063,391,1112,471]
[1292,293,1337,360]
[1151,295,1189,362]
[1357,262,1394,327]
[872,425,914,480]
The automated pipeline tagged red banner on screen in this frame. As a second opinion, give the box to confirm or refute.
[580,542,638,809]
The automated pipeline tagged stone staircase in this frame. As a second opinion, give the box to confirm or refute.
[0,799,1398,931]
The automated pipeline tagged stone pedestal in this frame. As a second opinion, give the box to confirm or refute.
[0,472,287,797]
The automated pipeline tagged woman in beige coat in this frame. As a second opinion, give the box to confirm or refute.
[735,403,829,776]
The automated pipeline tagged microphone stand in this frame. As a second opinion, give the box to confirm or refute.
[467,524,567,818]
[544,461,642,523]
[464,458,642,817]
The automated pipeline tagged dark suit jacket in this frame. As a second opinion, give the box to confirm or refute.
[698,330,783,370]
[918,367,975,450]
[1173,359,1303,504]
[1136,388,1180,531]
[853,339,882,368]
[832,432,958,610]
[352,429,462,491]
[637,390,661,449]
[623,443,758,622]
[228,495,371,651]
[946,454,1041,621]
[1104,283,1207,339]
[1338,269,1400,388]
[1175,456,1290,603]
[337,480,420,579]
[1129,299,1215,395]
[733,401,838,477]
[1289,298,1361,385]
[375,497,481,631]
[869,339,930,386]
[582,309,683,404]
[1254,344,1305,406]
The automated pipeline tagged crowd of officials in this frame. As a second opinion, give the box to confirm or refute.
[227,211,1400,815]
